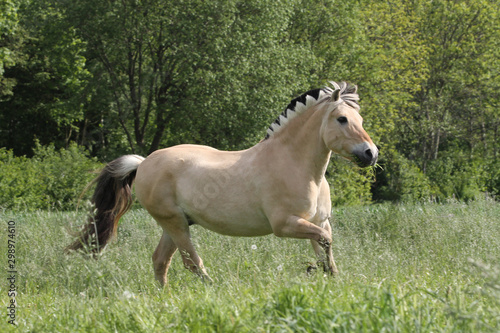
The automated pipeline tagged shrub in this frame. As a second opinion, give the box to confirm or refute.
[426,154,487,202]
[485,159,500,199]
[373,152,434,202]
[0,143,102,210]
[327,157,374,206]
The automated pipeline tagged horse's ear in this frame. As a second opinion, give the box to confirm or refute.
[330,89,341,102]
[352,84,358,94]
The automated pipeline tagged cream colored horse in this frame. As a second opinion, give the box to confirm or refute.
[67,81,378,285]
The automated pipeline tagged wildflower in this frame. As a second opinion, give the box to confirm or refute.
[277,264,283,271]
[123,291,134,299]
[251,244,257,250]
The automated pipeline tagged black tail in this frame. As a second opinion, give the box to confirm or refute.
[66,155,145,254]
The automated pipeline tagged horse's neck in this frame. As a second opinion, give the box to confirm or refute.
[271,105,331,184]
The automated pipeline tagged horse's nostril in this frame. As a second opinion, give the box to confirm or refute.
[365,149,373,159]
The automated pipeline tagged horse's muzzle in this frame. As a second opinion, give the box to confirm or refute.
[352,143,378,168]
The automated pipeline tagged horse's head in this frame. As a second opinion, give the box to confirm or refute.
[321,83,378,167]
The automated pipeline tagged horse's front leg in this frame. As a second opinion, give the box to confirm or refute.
[272,215,337,273]
[310,220,338,275]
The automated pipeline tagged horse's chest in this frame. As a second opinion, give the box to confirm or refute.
[296,198,326,223]
[283,182,327,222]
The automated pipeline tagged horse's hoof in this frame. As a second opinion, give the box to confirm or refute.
[201,275,214,284]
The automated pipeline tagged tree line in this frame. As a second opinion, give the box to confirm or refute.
[1,0,499,208]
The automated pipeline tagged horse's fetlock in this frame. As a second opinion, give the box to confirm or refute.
[318,236,331,250]
[183,262,196,270]
[306,264,318,275]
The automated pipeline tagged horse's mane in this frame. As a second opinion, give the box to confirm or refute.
[264,81,359,140]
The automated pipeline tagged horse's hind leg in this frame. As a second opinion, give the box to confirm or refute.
[310,221,338,275]
[152,231,177,286]
[155,214,213,282]
[176,234,212,282]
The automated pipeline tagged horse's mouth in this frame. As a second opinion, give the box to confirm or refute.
[352,156,376,168]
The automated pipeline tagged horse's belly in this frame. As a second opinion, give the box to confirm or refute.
[183,205,273,236]
[179,188,273,236]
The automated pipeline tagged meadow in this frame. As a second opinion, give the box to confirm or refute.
[1,198,499,332]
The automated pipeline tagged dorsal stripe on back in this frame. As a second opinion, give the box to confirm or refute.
[264,81,359,140]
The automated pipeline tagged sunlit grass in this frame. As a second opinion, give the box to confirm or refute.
[1,199,499,332]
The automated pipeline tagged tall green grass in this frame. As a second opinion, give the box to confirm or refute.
[1,199,499,332]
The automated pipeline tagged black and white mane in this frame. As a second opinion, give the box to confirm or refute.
[264,81,360,140]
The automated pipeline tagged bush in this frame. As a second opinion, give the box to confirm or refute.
[485,159,500,199]
[0,143,102,210]
[426,154,487,202]
[373,152,434,202]
[327,157,374,206]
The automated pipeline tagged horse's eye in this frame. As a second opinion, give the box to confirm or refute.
[337,116,348,124]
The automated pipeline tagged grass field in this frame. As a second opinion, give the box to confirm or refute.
[1,199,500,332]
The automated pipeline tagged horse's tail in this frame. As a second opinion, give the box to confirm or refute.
[66,154,145,254]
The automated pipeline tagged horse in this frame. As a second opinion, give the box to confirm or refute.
[67,81,378,285]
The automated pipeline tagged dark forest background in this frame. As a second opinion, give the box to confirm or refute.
[1,0,499,210]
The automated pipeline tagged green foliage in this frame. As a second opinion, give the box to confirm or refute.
[0,143,101,210]
[0,0,21,97]
[426,154,487,202]
[374,152,433,202]
[0,149,44,209]
[0,0,19,72]
[390,0,500,199]
[60,0,320,155]
[354,0,430,145]
[0,0,90,156]
[327,157,374,206]
[2,200,499,331]
[486,159,500,198]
